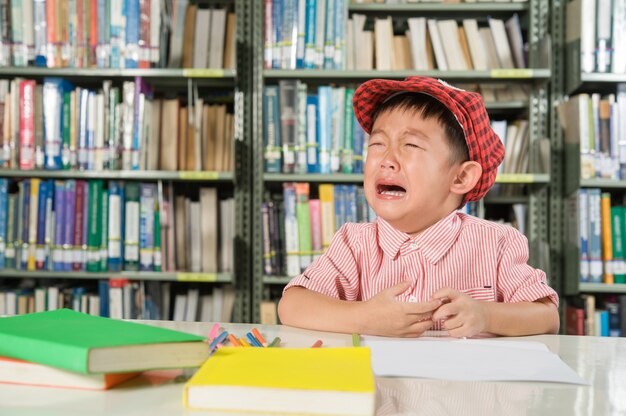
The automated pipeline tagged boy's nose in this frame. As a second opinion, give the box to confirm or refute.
[380,154,399,171]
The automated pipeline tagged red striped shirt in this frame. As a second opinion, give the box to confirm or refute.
[285,211,558,330]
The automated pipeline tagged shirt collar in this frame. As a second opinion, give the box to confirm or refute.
[376,211,462,263]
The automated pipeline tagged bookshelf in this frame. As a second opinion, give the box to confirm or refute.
[0,0,253,323]
[251,0,553,322]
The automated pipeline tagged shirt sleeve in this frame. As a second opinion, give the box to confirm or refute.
[497,226,559,307]
[283,224,362,300]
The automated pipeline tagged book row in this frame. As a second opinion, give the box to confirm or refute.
[263,0,526,71]
[560,89,626,181]
[263,81,532,175]
[0,279,236,322]
[568,0,626,74]
[576,188,626,284]
[0,178,235,274]
[0,1,236,69]
[262,182,376,277]
[566,294,626,337]
[347,14,526,72]
[0,78,235,172]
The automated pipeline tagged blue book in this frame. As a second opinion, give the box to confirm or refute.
[333,0,346,69]
[599,310,609,336]
[5,194,18,270]
[20,180,31,271]
[97,0,110,68]
[272,0,283,69]
[303,0,317,69]
[0,178,8,269]
[63,180,76,272]
[53,180,66,271]
[43,78,73,170]
[578,189,590,283]
[334,184,346,231]
[323,0,335,69]
[318,86,331,173]
[305,95,319,173]
[125,0,140,68]
[35,180,48,270]
[352,114,364,174]
[100,187,109,272]
[107,181,124,272]
[98,279,110,317]
[344,185,357,223]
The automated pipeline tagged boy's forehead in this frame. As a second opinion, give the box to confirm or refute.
[372,105,448,132]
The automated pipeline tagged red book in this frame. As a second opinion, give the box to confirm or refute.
[19,80,36,170]
[72,180,86,271]
[565,305,585,335]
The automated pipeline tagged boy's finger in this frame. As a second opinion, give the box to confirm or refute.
[431,302,458,321]
[406,319,434,337]
[405,299,441,314]
[432,287,461,301]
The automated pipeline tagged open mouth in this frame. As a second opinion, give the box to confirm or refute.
[377,183,406,197]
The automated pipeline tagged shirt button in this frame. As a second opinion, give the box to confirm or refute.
[410,242,417,248]
[409,296,417,303]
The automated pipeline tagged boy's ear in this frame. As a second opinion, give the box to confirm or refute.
[450,161,482,196]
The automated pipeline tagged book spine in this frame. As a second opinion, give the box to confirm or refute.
[309,198,322,260]
[341,88,354,173]
[5,193,17,269]
[261,202,273,275]
[86,179,102,272]
[34,179,48,270]
[153,201,161,272]
[19,80,36,170]
[124,0,139,68]
[295,182,311,272]
[139,182,155,272]
[588,188,603,283]
[263,85,282,173]
[303,0,316,69]
[27,178,40,271]
[123,181,140,271]
[33,0,46,65]
[352,113,364,174]
[295,82,308,173]
[305,94,319,173]
[99,185,109,271]
[279,79,298,173]
[318,86,330,173]
[0,178,7,269]
[612,206,626,283]
[282,182,300,276]
[52,180,65,271]
[318,183,335,249]
[329,86,343,172]
[43,78,64,169]
[72,180,85,271]
[601,192,614,284]
[138,0,150,68]
[62,179,75,271]
[0,0,11,66]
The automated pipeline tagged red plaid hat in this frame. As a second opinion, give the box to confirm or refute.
[353,76,505,202]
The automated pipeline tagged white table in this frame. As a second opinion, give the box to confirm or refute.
[1,321,625,415]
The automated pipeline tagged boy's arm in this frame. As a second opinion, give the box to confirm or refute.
[279,282,442,337]
[431,288,559,337]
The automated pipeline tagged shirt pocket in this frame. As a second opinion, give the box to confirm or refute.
[460,286,495,302]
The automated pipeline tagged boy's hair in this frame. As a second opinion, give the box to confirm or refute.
[371,92,469,165]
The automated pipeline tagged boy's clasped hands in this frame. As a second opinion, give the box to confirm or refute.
[362,281,488,338]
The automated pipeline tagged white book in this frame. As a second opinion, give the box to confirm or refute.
[88,295,100,316]
[47,286,59,310]
[169,0,189,67]
[479,27,501,69]
[209,9,227,69]
[185,288,199,322]
[200,294,213,322]
[505,14,526,69]
[0,291,5,315]
[566,0,596,73]
[612,0,626,73]
[173,293,187,321]
[374,17,394,70]
[189,201,202,273]
[193,9,211,68]
[595,0,612,73]
[34,288,46,312]
[200,188,218,273]
[94,93,105,171]
[5,292,16,315]
[488,18,515,69]
[463,19,488,71]
[407,18,429,70]
[437,20,467,71]
[109,286,123,319]
[427,19,447,70]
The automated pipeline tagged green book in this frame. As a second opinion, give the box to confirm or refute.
[62,91,71,170]
[0,309,208,374]
[86,180,103,272]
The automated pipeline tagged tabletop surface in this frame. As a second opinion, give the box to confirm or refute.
[1,320,625,416]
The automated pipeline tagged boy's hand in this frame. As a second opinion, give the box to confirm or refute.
[362,281,441,337]
[431,288,489,338]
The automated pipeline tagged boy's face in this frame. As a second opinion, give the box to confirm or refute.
[364,107,465,235]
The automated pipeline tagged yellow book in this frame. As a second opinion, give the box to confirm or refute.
[601,193,614,284]
[318,184,335,249]
[183,347,375,415]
